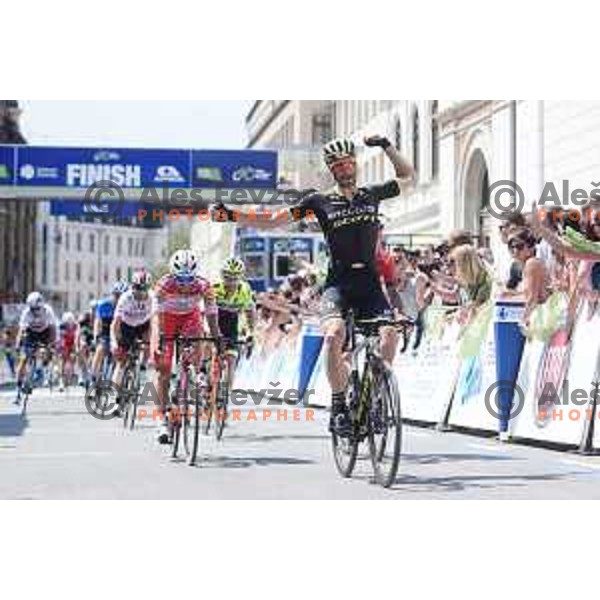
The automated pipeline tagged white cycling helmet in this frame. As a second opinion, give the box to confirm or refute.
[323,138,356,166]
[169,249,199,279]
[131,268,152,290]
[26,291,44,309]
[112,280,129,295]
[62,311,75,324]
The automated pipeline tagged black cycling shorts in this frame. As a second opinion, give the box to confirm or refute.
[320,269,393,324]
[118,322,150,351]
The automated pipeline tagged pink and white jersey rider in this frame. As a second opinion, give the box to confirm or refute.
[19,304,57,333]
[153,274,217,316]
[115,289,153,327]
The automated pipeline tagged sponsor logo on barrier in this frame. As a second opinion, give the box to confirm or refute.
[494,304,526,323]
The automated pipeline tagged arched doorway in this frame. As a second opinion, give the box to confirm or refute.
[463,148,491,247]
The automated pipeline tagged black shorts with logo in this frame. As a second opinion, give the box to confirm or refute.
[119,322,150,351]
[320,268,393,324]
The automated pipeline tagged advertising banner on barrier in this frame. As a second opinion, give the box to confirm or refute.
[511,301,600,446]
[447,317,499,432]
[393,313,461,424]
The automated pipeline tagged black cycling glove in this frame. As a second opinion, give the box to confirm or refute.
[364,135,391,149]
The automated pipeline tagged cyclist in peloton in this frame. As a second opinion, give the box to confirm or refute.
[213,257,256,388]
[217,135,414,434]
[57,311,78,392]
[91,280,129,382]
[76,307,95,387]
[151,249,221,444]
[110,269,153,410]
[15,292,58,399]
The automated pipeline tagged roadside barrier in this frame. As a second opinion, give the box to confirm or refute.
[237,296,600,450]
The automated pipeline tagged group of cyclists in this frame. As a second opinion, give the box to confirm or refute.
[12,252,257,443]
[10,133,415,450]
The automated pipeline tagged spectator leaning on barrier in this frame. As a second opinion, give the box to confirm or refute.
[496,213,527,288]
[530,201,600,313]
[450,244,492,324]
[505,227,549,323]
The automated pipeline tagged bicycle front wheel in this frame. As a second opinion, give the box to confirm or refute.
[331,375,360,478]
[186,384,201,466]
[368,362,402,488]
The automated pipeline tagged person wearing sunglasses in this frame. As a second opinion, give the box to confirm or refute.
[505,228,548,318]
[216,135,415,434]
[212,257,256,383]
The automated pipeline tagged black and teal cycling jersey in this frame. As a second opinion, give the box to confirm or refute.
[292,180,400,283]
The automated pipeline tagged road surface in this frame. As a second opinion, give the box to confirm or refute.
[2,386,600,499]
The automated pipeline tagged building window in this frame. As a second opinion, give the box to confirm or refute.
[431,100,439,180]
[394,117,402,152]
[76,292,81,312]
[89,264,95,284]
[103,268,109,284]
[65,262,70,282]
[89,233,95,253]
[76,232,82,252]
[104,235,109,254]
[412,107,420,176]
[128,238,133,257]
[65,231,70,251]
[76,262,81,282]
[116,266,122,281]
[117,237,123,254]
[41,224,48,286]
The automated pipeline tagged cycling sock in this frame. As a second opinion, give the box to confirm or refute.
[331,391,346,409]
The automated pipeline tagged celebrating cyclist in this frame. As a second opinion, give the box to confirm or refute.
[15,292,58,398]
[91,280,129,382]
[213,257,256,386]
[216,135,414,434]
[152,249,221,444]
[110,269,153,408]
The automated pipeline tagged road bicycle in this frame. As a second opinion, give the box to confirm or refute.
[331,314,411,488]
[15,343,52,418]
[203,340,247,441]
[118,339,148,430]
[160,335,217,466]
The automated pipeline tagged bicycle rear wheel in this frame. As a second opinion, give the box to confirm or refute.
[368,362,402,488]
